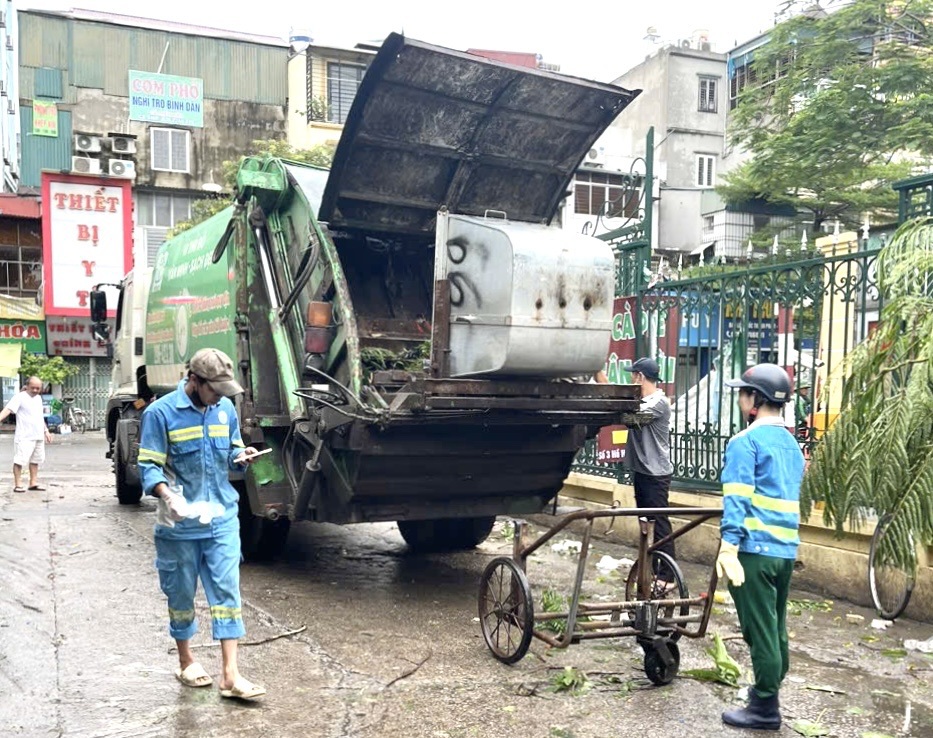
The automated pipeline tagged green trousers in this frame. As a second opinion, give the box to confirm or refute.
[728,553,795,698]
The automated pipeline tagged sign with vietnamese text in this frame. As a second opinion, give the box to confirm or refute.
[0,320,46,354]
[596,295,680,462]
[45,317,114,358]
[129,70,204,128]
[32,100,58,137]
[41,173,133,318]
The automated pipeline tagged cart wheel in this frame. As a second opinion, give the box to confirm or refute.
[644,641,680,686]
[624,551,688,641]
[478,557,534,664]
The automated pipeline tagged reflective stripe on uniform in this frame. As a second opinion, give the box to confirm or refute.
[723,482,754,498]
[168,426,203,442]
[168,606,196,624]
[744,517,799,541]
[138,448,167,464]
[725,483,799,514]
[210,605,242,620]
[208,424,229,438]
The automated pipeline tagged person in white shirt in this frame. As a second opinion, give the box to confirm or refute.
[0,376,52,493]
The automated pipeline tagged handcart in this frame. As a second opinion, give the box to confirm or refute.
[478,507,723,685]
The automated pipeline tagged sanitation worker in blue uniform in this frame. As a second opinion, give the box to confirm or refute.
[138,347,267,701]
[718,363,805,730]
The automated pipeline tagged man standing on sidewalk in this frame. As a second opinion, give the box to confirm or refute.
[0,376,52,493]
[624,357,676,583]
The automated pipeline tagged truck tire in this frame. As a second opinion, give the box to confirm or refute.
[398,516,496,553]
[115,433,142,505]
[237,487,290,561]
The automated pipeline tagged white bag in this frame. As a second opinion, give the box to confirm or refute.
[59,424,72,435]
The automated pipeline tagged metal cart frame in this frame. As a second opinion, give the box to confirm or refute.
[478,507,723,684]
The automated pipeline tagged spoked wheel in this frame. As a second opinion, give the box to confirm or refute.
[624,551,688,641]
[478,557,534,664]
[643,640,680,685]
[868,514,915,620]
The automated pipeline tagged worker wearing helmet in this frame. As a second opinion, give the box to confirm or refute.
[718,363,805,731]
[624,357,676,587]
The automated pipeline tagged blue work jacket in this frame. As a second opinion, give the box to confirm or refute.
[138,380,247,540]
[720,415,805,560]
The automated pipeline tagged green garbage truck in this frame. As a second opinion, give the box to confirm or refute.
[92,34,644,558]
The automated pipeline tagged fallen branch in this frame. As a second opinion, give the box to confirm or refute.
[384,650,433,688]
[174,625,307,651]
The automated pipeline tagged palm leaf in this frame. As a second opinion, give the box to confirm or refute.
[804,217,933,566]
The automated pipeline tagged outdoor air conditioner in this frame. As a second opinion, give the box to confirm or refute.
[586,146,607,167]
[74,134,101,153]
[110,135,137,154]
[72,156,102,175]
[108,159,136,179]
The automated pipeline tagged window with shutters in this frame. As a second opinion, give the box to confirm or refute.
[136,192,193,266]
[326,62,365,124]
[698,77,717,113]
[573,172,641,218]
[150,128,190,173]
[0,219,41,297]
[696,155,716,188]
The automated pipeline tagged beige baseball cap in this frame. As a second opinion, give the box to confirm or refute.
[187,348,244,397]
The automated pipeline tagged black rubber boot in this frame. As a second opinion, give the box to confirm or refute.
[722,689,782,730]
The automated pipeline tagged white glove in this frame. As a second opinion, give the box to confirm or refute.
[716,541,746,587]
[156,486,189,528]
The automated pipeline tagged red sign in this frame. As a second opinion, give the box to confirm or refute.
[597,295,680,460]
[41,173,133,318]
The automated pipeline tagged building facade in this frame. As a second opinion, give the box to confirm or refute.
[14,9,289,426]
[286,39,376,151]
[608,43,728,259]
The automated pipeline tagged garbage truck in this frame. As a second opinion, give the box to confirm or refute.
[91,33,645,558]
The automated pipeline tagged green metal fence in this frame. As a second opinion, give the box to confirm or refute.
[573,235,884,489]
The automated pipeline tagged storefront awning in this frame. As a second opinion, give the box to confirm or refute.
[0,343,22,378]
[690,241,716,256]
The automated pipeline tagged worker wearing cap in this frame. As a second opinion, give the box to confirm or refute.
[718,363,805,731]
[138,347,266,701]
[624,357,676,577]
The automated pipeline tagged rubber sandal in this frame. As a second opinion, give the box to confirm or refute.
[13,486,25,493]
[175,662,213,688]
[219,677,266,701]
[28,485,46,491]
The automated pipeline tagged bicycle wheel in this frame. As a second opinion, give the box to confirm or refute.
[868,515,915,620]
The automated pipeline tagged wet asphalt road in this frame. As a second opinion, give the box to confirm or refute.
[1,431,932,738]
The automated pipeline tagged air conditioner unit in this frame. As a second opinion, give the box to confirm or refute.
[680,39,691,48]
[74,134,102,153]
[108,159,136,178]
[110,135,137,154]
[586,147,607,167]
[72,156,101,175]
[0,12,6,28]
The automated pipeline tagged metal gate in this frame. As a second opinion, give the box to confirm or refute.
[61,357,112,430]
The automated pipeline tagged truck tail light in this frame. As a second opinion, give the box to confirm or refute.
[305,326,333,354]
[307,301,333,327]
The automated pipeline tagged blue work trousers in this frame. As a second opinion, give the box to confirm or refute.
[154,532,245,641]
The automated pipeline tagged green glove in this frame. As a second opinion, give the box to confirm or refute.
[716,541,745,587]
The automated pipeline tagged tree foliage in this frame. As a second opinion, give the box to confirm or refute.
[801,216,933,571]
[168,139,336,237]
[721,0,933,231]
[17,354,80,386]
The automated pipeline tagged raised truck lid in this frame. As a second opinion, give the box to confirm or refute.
[318,33,640,237]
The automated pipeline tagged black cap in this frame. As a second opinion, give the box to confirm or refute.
[631,357,660,381]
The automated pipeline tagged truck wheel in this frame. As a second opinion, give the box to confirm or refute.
[115,436,142,505]
[238,491,290,561]
[398,516,496,552]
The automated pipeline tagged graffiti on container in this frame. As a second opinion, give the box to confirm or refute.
[445,235,486,309]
